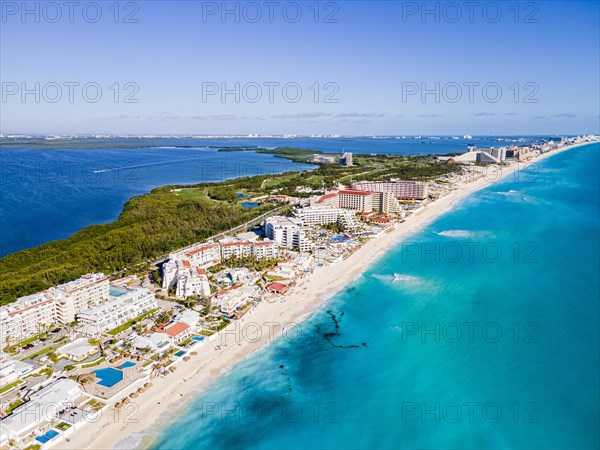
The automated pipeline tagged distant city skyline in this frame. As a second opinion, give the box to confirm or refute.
[1,1,599,135]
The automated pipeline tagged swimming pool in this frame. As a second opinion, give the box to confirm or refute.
[175,350,186,357]
[191,336,205,342]
[35,429,59,443]
[330,235,348,243]
[119,361,136,369]
[94,367,124,387]
[109,286,129,297]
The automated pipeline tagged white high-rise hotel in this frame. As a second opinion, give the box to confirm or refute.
[0,273,110,342]
[351,180,429,200]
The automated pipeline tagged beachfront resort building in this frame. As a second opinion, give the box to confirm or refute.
[294,207,359,228]
[219,239,252,259]
[351,180,429,200]
[162,238,279,299]
[157,321,192,344]
[48,273,110,323]
[183,243,221,267]
[0,378,82,446]
[0,351,35,387]
[264,216,313,252]
[311,187,402,215]
[0,273,110,343]
[251,239,279,259]
[77,287,157,335]
[0,293,56,343]
[212,284,260,317]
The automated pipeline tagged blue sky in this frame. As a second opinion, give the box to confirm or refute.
[1,0,599,135]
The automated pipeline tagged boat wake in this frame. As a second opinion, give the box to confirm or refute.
[93,157,206,173]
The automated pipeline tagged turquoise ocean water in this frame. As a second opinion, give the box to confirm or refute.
[151,144,599,449]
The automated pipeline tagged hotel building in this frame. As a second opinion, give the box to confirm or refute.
[48,273,110,324]
[351,180,429,200]
[219,239,252,259]
[312,188,401,215]
[251,239,279,259]
[0,293,56,343]
[175,265,211,299]
[265,216,312,252]
[182,243,221,267]
[340,152,353,166]
[0,273,109,342]
[77,287,157,335]
[294,207,358,228]
[338,189,373,212]
[0,379,82,446]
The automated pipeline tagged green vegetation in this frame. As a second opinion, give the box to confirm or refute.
[5,398,25,415]
[0,380,23,395]
[322,222,346,233]
[210,255,279,273]
[83,398,106,411]
[25,346,57,360]
[0,146,458,304]
[81,357,105,368]
[24,444,41,450]
[107,308,158,336]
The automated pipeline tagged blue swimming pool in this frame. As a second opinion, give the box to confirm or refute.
[119,361,136,369]
[241,201,259,209]
[109,286,129,297]
[175,350,186,357]
[191,336,205,342]
[35,429,59,443]
[93,367,124,387]
[330,235,348,243]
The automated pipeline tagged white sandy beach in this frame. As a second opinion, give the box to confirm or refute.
[56,142,594,450]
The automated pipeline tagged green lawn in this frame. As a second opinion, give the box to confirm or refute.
[0,380,23,395]
[81,357,105,368]
[175,188,212,203]
[107,308,158,336]
[24,346,57,360]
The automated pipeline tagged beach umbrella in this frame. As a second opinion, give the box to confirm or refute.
[183,356,191,361]
[115,402,122,409]
[171,366,177,371]
[122,398,130,405]
[130,393,139,398]
[145,382,153,388]
[138,388,145,393]
[190,351,198,356]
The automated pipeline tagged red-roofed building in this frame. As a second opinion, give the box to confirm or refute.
[159,321,192,344]
[219,239,252,259]
[338,189,373,213]
[267,282,288,294]
[183,243,221,267]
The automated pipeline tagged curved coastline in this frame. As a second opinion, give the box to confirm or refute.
[58,142,596,450]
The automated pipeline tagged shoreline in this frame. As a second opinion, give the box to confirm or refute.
[57,142,596,450]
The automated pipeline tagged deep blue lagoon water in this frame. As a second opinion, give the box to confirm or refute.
[0,145,313,256]
[151,144,599,449]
